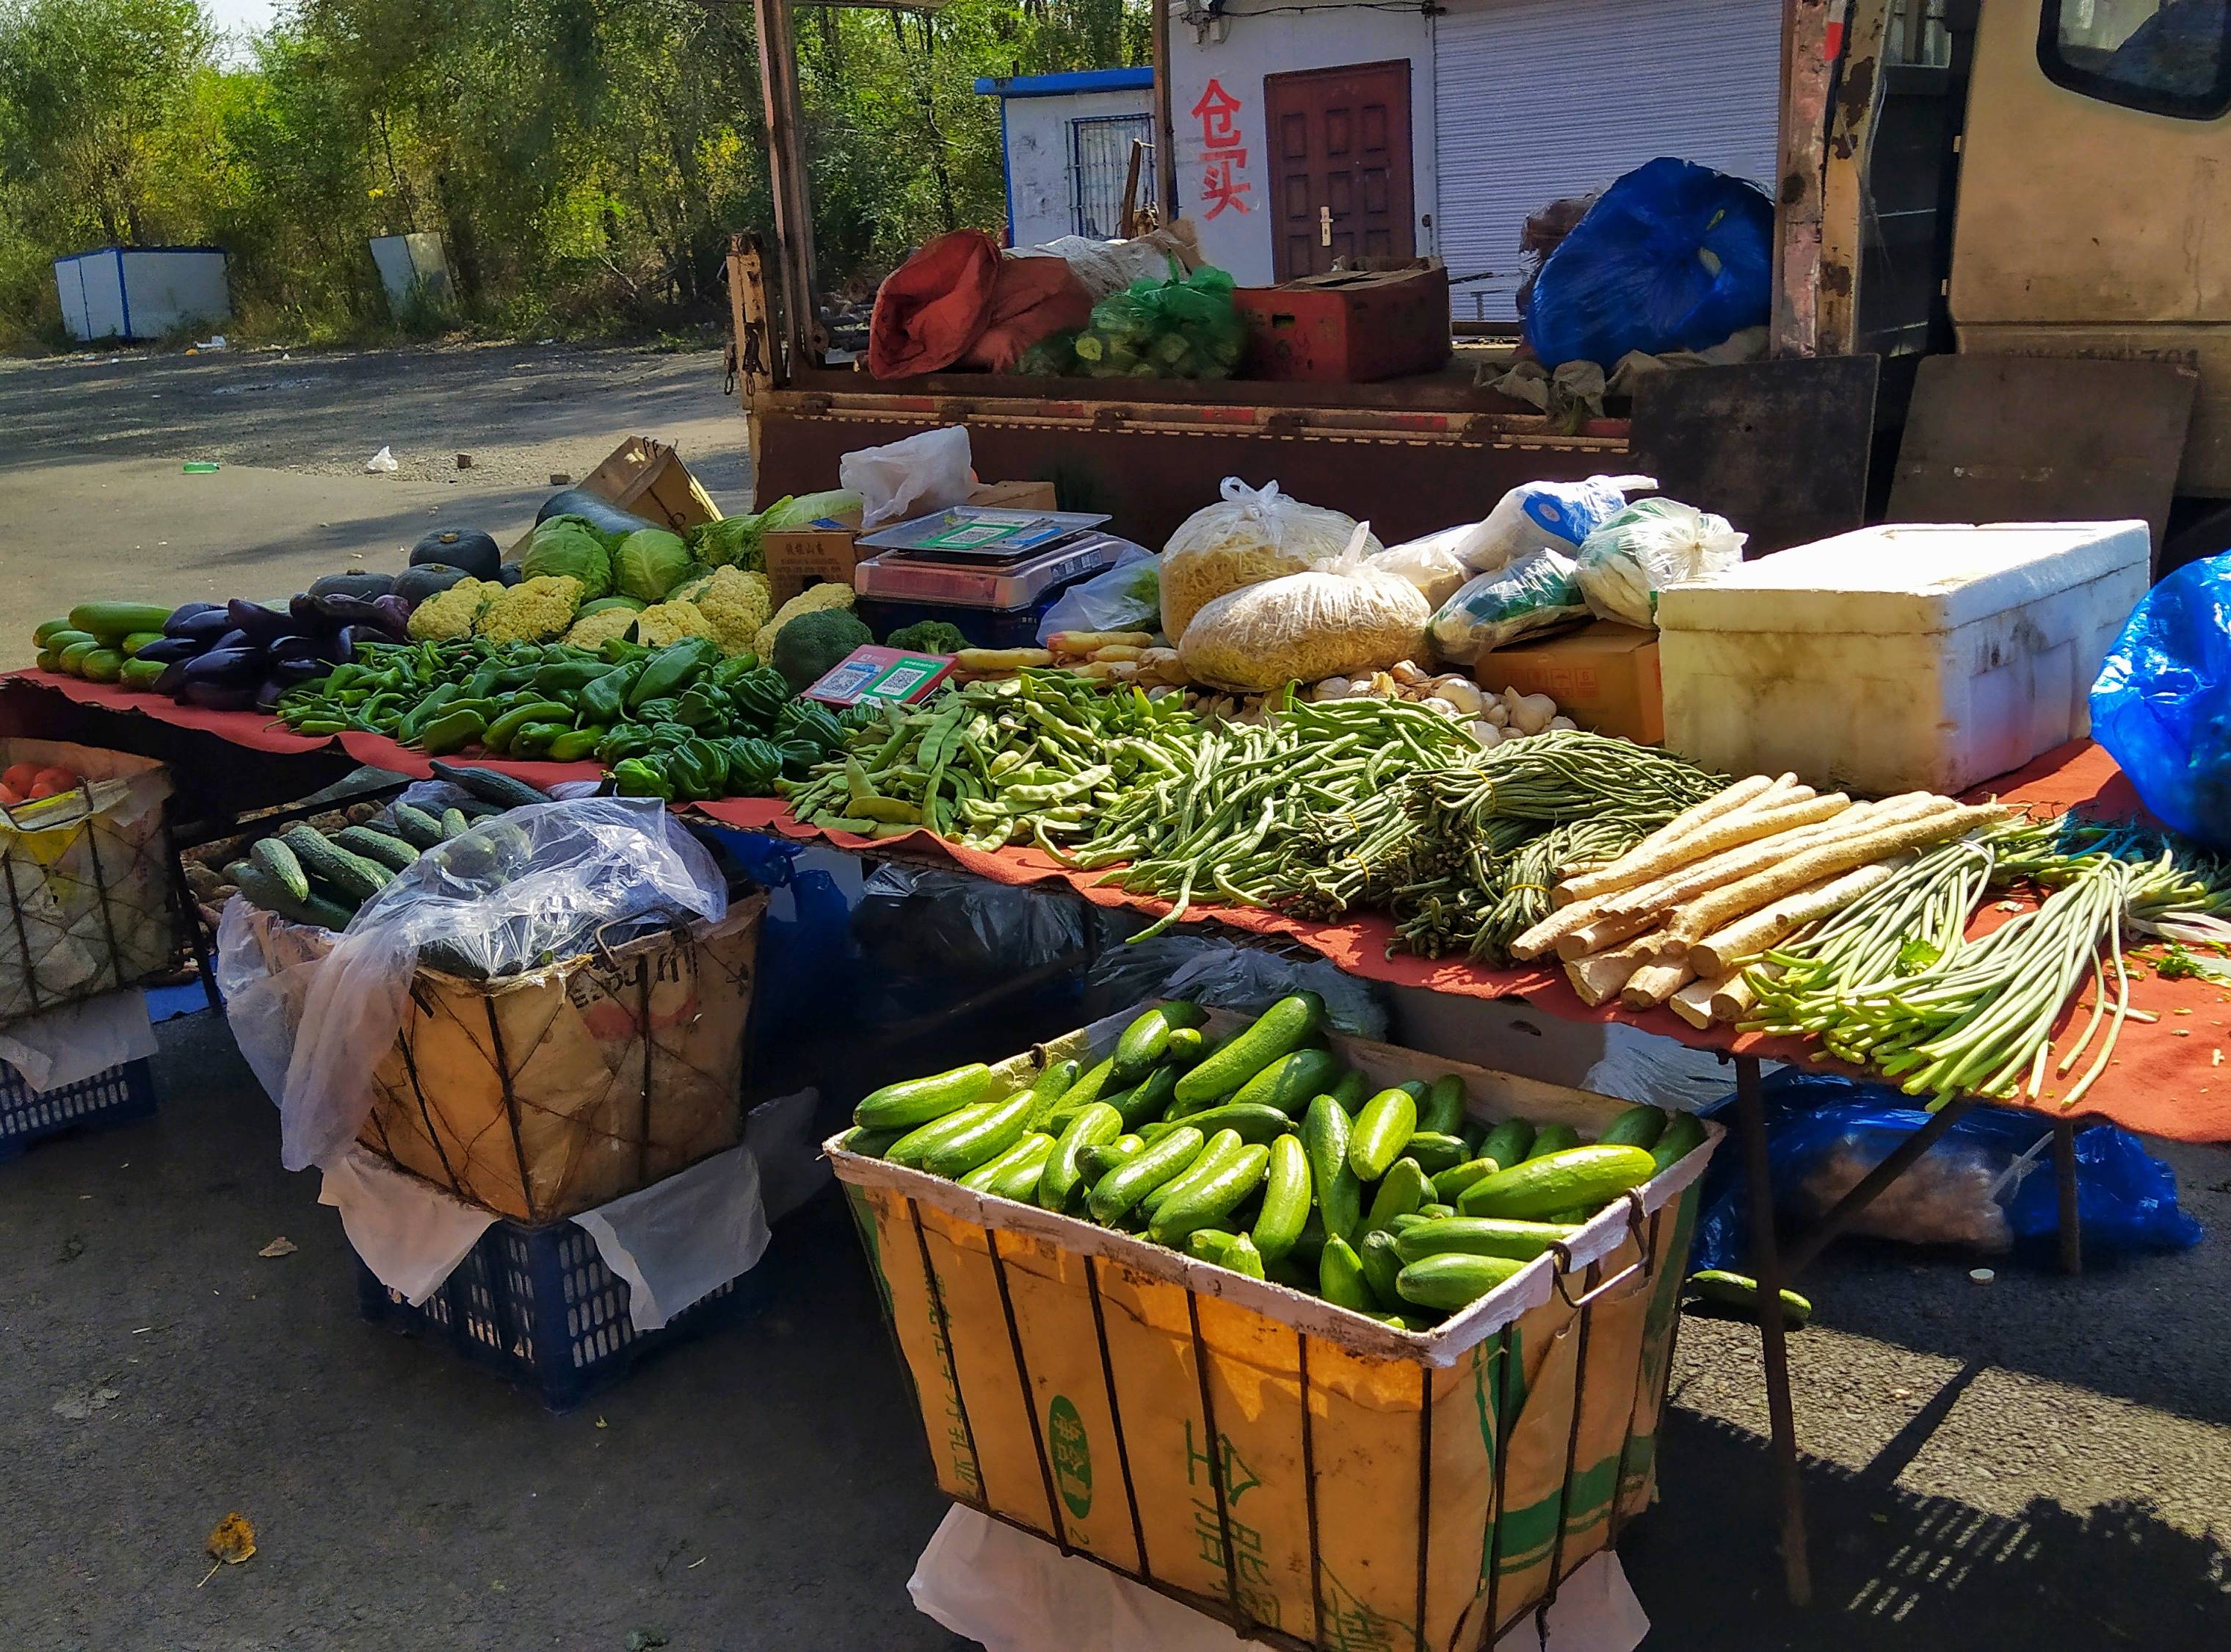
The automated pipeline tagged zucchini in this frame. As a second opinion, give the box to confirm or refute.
[1087,1126,1204,1225]
[1392,1217,1576,1267]
[1150,1140,1270,1246]
[1358,1230,1405,1309]
[1688,1270,1813,1327]
[282,825,393,904]
[1227,1047,1341,1117]
[855,1063,1001,1131]
[1477,1118,1535,1170]
[1417,1074,1468,1136]
[1600,1104,1668,1150]
[919,1090,1040,1179]
[1040,1103,1123,1212]
[1250,1134,1311,1267]
[335,826,421,873]
[1361,1157,1429,1237]
[1110,1000,1207,1084]
[1652,1112,1708,1171]
[69,601,174,641]
[1396,1253,1528,1312]
[389,803,449,850]
[1170,992,1324,1109]
[250,836,311,903]
[428,760,551,810]
[1526,1123,1582,1160]
[227,861,353,931]
[1457,1145,1658,1221]
[1300,1093,1363,1245]
[1347,1088,1418,1182]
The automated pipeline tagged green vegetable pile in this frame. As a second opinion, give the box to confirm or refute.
[841,993,1703,1324]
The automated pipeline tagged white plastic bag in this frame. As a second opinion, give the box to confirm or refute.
[1370,524,1475,608]
[1178,523,1430,692]
[1159,478,1379,642]
[1447,474,1656,575]
[1428,548,1590,663]
[1573,496,1745,627]
[277,799,726,1172]
[364,445,399,473]
[840,426,976,529]
[1035,540,1161,643]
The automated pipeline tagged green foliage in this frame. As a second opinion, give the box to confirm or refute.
[0,0,1150,348]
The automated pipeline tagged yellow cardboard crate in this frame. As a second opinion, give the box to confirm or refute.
[830,1003,1719,1650]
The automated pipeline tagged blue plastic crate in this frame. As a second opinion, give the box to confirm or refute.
[0,1058,156,1162]
[355,1215,772,1410]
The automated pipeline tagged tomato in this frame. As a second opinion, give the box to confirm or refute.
[32,767,79,794]
[0,785,22,807]
[1,762,38,794]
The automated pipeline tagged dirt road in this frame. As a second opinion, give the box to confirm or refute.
[0,341,747,666]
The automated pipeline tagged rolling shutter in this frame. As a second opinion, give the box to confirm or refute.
[1434,0,1785,322]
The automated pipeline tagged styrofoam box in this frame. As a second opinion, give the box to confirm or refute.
[1656,521,2150,795]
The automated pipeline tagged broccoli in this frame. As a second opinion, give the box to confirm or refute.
[771,608,873,690]
[885,618,969,656]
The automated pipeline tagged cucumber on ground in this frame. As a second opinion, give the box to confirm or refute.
[1526,1123,1582,1160]
[1688,1270,1813,1327]
[1599,1104,1667,1149]
[1347,1087,1418,1182]
[1396,1253,1528,1311]
[1651,1112,1708,1171]
[1171,992,1325,1109]
[281,825,392,904]
[1251,1134,1311,1266]
[1457,1145,1658,1221]
[1392,1217,1577,1267]
[1301,1093,1363,1245]
[855,1063,1001,1131]
[335,825,421,873]
[250,836,311,903]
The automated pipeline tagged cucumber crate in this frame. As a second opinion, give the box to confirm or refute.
[829,1004,1719,1651]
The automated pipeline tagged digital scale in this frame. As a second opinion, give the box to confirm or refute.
[852,507,1123,611]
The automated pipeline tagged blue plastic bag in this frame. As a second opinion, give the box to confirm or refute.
[1691,1070,2202,1273]
[2090,551,2231,850]
[1523,157,1775,369]
[699,827,852,1035]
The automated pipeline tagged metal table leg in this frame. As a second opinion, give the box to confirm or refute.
[1733,1054,1812,1606]
[2055,1120,2083,1276]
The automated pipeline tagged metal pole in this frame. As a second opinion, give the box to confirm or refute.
[2055,1120,2083,1276]
[1735,1054,1812,1606]
[750,0,826,366]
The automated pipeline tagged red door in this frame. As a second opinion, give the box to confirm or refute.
[1264,61,1416,281]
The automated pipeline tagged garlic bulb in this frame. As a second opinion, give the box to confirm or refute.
[1313,676,1352,702]
[1548,714,1577,731]
[1469,720,1503,749]
[1509,692,1559,736]
[1481,700,1509,728]
[1432,677,1484,716]
[1391,660,1429,687]
[1421,696,1462,718]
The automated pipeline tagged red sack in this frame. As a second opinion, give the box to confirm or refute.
[960,256,1094,372]
[868,231,1002,380]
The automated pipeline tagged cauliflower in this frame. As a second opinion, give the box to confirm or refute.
[407,577,497,641]
[683,566,772,657]
[474,575,584,645]
[752,582,856,662]
[564,604,645,652]
[772,607,874,690]
[634,600,715,648]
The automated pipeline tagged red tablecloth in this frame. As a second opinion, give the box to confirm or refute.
[15,670,342,755]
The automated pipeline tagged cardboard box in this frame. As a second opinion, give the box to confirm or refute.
[506,435,722,558]
[764,479,1057,607]
[1470,620,1664,745]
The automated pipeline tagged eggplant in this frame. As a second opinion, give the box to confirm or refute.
[211,628,252,653]
[133,636,205,664]
[272,656,329,685]
[253,678,290,711]
[313,593,391,628]
[226,600,294,648]
[289,593,326,632]
[332,626,363,661]
[178,680,256,711]
[308,572,396,603]
[178,646,262,688]
[168,607,236,646]
[411,526,501,580]
[162,602,223,638]
[265,634,325,663]
[153,661,190,696]
[371,594,413,636]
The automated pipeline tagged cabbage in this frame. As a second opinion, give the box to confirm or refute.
[763,490,863,531]
[692,508,780,573]
[519,517,614,599]
[614,526,695,601]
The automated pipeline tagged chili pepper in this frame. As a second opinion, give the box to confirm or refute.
[579,662,639,727]
[463,662,507,699]
[546,725,607,763]
[709,653,763,688]
[394,683,458,745]
[612,757,674,800]
[322,664,369,695]
[627,637,722,710]
[596,725,655,764]
[482,700,574,753]
[534,660,613,697]
[292,717,349,736]
[417,707,487,756]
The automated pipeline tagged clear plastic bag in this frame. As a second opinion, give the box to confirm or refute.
[1085,935,1389,1040]
[1428,548,1590,663]
[1447,474,1656,576]
[1368,526,1475,609]
[1034,540,1162,643]
[1573,496,1745,627]
[1178,524,1432,692]
[2089,551,2231,849]
[1160,478,1380,642]
[840,426,976,530]
[277,798,726,1171]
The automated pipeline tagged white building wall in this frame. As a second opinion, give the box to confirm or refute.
[1001,86,1156,249]
[1164,0,1436,285]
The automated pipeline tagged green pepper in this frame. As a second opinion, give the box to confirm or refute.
[482,700,574,754]
[626,637,722,711]
[292,717,349,736]
[612,757,675,800]
[667,737,730,801]
[508,721,572,758]
[674,683,730,729]
[648,721,697,750]
[709,653,763,687]
[417,707,488,756]
[598,637,651,666]
[595,725,656,764]
[631,696,681,725]
[395,683,459,745]
[724,736,787,794]
[462,663,507,699]
[534,659,613,697]
[579,662,639,728]
[546,725,607,762]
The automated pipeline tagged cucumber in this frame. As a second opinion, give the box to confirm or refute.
[1082,1134,1146,1181]
[1392,1217,1577,1267]
[59,639,102,674]
[1396,1253,1528,1311]
[1040,1103,1122,1212]
[120,631,164,655]
[389,803,449,850]
[1109,1065,1178,1131]
[1600,1104,1667,1149]
[1222,1234,1265,1280]
[1300,1093,1363,1245]
[1400,1131,1470,1175]
[250,836,311,903]
[118,657,169,692]
[1388,1212,1430,1234]
[43,629,98,656]
[1457,1145,1658,1221]
[335,825,421,873]
[1318,1236,1374,1312]
[841,1125,904,1157]
[1170,992,1324,1109]
[1688,1270,1813,1327]
[1362,1157,1429,1236]
[1417,1074,1468,1136]
[1186,1228,1241,1264]
[227,861,353,930]
[1151,1140,1270,1246]
[439,808,474,840]
[1477,1118,1535,1170]
[1418,1203,1455,1220]
[69,601,174,641]
[32,617,73,647]
[1141,1129,1246,1222]
[1088,1126,1205,1225]
[1111,1000,1207,1083]
[1021,1059,1084,1131]
[1328,1070,1368,1113]
[1040,1055,1117,1131]
[79,648,125,683]
[1347,1088,1417,1182]
[919,1090,1040,1179]
[962,1133,1055,1200]
[1147,1101,1292,1145]
[1432,1156,1503,1204]
[429,760,551,810]
[1526,1123,1582,1160]
[1251,1134,1311,1266]
[282,825,392,904]
[855,1063,1001,1131]
[1227,1047,1341,1117]
[885,1101,998,1170]
[1358,1230,1406,1309]
[1288,1208,1327,1269]
[1652,1112,1708,1171]
[1164,1026,1207,1068]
